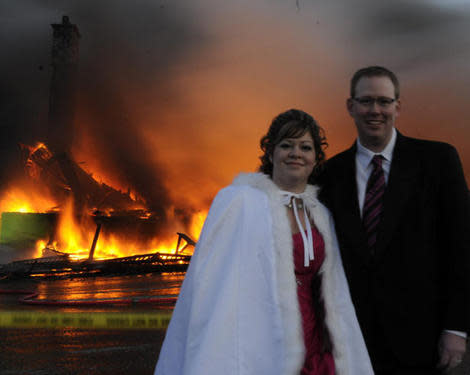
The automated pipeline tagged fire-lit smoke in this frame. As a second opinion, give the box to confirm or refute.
[70,0,470,185]
[1,0,470,260]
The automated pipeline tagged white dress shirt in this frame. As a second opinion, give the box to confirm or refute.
[354,127,466,339]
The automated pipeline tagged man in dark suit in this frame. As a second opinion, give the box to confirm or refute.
[319,66,470,374]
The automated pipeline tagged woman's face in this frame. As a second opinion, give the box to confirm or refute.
[271,131,316,193]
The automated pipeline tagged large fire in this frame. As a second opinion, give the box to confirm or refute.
[33,197,206,259]
[0,143,207,261]
[0,186,57,214]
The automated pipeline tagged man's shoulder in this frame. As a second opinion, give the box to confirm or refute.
[316,146,355,189]
[325,146,355,167]
[397,134,458,158]
[395,134,465,179]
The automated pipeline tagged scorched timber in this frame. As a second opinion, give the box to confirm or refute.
[0,252,190,279]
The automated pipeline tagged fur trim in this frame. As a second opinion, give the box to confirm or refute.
[233,173,304,374]
[232,172,350,374]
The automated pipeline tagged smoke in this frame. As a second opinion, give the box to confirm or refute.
[69,2,204,216]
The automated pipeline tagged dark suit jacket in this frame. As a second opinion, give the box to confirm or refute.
[319,131,470,367]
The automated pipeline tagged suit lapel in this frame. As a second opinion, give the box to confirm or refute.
[375,133,418,259]
[333,145,371,262]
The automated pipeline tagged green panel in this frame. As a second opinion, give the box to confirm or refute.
[0,212,57,245]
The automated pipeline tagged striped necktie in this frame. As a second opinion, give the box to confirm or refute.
[363,155,386,252]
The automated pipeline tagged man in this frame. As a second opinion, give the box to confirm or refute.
[319,66,470,374]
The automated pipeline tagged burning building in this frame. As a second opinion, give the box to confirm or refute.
[0,16,203,277]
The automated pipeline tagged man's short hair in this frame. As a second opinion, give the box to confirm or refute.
[350,66,400,99]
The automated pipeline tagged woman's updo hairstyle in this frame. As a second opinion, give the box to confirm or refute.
[259,108,327,184]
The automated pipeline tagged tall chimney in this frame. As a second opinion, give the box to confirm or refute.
[47,16,85,214]
[47,15,80,152]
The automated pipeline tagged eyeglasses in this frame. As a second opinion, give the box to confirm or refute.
[352,96,396,108]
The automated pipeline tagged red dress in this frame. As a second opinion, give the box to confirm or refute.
[293,227,335,375]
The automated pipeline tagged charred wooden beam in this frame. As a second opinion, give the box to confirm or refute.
[0,251,190,279]
[175,232,196,255]
[88,222,102,262]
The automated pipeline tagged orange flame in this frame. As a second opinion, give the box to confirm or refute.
[1,141,208,261]
[189,210,207,240]
[29,200,206,260]
[0,187,57,214]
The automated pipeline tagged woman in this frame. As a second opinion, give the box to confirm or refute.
[155,109,373,375]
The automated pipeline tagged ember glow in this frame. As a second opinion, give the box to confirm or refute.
[0,143,58,214]
[1,142,206,261]
[37,209,205,260]
[18,192,207,260]
[0,187,57,214]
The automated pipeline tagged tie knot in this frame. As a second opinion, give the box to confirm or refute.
[371,154,383,168]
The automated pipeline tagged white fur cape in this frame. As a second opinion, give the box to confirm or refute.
[155,173,373,375]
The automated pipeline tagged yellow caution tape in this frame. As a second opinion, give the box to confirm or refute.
[0,311,172,329]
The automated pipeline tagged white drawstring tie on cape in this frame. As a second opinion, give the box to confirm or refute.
[280,190,314,267]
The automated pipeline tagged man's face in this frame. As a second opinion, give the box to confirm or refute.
[347,75,401,152]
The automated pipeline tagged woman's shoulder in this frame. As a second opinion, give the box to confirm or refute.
[210,173,271,213]
[302,184,326,210]
[219,172,275,200]
[303,183,321,200]
[231,172,274,191]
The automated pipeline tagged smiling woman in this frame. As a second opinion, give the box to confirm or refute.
[271,132,316,194]
[259,109,327,187]
[154,109,374,375]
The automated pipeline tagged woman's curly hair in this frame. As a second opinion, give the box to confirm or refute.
[259,109,328,184]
